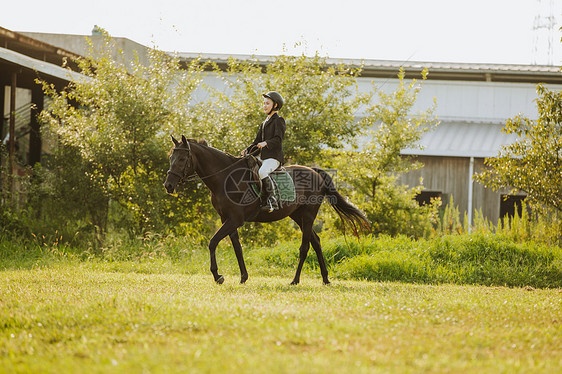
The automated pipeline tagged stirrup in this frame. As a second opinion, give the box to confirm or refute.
[261,196,278,213]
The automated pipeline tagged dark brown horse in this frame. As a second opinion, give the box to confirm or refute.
[164,135,369,285]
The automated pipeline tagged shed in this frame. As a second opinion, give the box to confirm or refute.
[0,26,86,204]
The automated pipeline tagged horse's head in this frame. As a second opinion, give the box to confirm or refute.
[164,135,195,194]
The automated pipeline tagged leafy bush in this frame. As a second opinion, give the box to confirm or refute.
[38,32,207,239]
[317,68,440,239]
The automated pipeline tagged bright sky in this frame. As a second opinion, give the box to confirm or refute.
[2,0,562,65]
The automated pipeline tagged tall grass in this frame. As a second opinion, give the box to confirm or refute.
[438,197,562,247]
[2,226,561,288]
[326,234,562,288]
[251,233,561,288]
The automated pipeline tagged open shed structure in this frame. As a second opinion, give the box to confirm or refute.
[0,26,85,202]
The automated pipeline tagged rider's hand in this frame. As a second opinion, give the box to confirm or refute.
[257,141,267,149]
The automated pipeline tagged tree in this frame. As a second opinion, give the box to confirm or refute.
[476,84,562,215]
[40,32,210,236]
[33,36,440,243]
[322,68,440,237]
[201,52,371,164]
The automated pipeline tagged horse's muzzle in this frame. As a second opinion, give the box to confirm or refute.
[164,181,175,194]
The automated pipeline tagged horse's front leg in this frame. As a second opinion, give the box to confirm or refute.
[208,219,240,284]
[229,229,248,284]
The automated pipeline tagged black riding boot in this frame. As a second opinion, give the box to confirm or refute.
[261,176,279,212]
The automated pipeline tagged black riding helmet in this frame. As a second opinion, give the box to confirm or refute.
[263,91,284,111]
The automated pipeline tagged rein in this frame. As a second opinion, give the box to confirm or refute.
[167,142,260,183]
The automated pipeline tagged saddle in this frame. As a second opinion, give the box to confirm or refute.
[245,155,296,202]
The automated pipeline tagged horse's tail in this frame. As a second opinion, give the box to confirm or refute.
[313,168,371,235]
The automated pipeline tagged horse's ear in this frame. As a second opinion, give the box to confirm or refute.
[181,135,188,145]
[171,136,179,146]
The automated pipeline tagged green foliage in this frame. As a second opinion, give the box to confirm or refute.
[330,234,562,288]
[4,35,488,247]
[319,68,440,238]
[32,39,379,243]
[0,207,29,239]
[203,52,370,164]
[435,196,562,247]
[476,84,562,238]
[38,31,211,238]
[437,195,465,235]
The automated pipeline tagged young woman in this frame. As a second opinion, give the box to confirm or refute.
[244,91,286,212]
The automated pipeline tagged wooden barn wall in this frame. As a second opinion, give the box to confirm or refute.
[399,156,501,223]
[472,158,501,224]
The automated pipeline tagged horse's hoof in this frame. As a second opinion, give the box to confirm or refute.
[240,275,248,284]
[216,275,225,284]
[290,280,299,286]
[323,280,331,286]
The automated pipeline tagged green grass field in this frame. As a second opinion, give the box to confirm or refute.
[1,256,561,374]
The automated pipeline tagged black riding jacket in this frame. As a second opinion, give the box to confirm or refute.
[245,113,286,164]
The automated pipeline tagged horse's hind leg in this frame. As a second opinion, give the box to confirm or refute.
[311,231,330,285]
[229,229,248,284]
[291,234,311,285]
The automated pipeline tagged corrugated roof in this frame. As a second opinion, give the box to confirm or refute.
[176,52,562,83]
[176,52,560,73]
[358,59,561,74]
[401,121,519,158]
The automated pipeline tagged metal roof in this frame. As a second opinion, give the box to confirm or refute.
[6,26,558,84]
[401,121,519,158]
[176,52,562,84]
[0,46,89,83]
[0,26,82,69]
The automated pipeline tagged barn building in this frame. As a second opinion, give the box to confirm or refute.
[3,27,562,224]
[0,27,89,204]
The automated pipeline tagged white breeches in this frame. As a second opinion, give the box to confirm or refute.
[258,158,280,180]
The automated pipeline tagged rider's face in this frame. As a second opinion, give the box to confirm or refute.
[263,97,275,114]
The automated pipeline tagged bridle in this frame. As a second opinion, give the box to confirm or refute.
[166,141,197,183]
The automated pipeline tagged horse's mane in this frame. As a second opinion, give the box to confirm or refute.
[187,138,208,146]
[168,138,210,156]
[187,138,240,161]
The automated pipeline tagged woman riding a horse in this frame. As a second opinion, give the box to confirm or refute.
[164,91,370,285]
[243,91,286,213]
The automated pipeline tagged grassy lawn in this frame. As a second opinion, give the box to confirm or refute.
[1,261,561,373]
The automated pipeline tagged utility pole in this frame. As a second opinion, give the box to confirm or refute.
[532,0,556,65]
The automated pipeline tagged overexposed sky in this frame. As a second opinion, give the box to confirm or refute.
[2,0,561,65]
